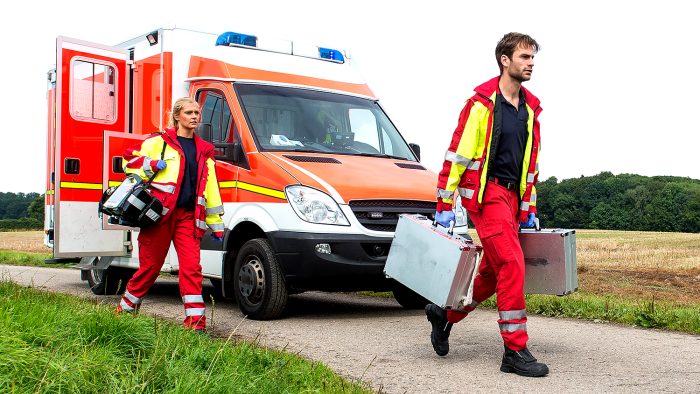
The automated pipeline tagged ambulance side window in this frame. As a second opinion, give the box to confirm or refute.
[199,90,231,143]
[197,89,248,168]
[70,59,117,123]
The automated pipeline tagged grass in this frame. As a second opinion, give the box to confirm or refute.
[0,250,61,267]
[0,280,371,394]
[4,230,700,334]
[474,293,700,334]
[452,229,700,334]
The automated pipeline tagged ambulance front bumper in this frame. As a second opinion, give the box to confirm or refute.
[267,231,394,292]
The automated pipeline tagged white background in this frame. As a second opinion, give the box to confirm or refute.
[1,0,698,193]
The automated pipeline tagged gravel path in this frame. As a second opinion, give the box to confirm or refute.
[2,264,699,393]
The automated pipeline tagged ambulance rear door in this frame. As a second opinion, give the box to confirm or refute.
[53,36,130,257]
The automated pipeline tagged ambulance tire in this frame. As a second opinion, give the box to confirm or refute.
[392,282,430,309]
[85,260,133,295]
[233,238,288,320]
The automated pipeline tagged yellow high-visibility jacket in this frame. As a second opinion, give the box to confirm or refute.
[436,77,541,222]
[123,127,224,238]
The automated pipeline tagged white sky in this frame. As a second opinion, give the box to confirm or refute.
[1,0,698,194]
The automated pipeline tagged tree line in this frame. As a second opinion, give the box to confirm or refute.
[0,192,43,230]
[1,172,699,232]
[536,172,700,233]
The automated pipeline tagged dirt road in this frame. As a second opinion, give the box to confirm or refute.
[2,264,699,393]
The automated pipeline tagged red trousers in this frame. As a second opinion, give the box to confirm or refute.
[446,181,528,350]
[118,207,206,330]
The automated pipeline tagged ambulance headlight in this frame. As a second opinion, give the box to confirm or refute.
[285,186,350,226]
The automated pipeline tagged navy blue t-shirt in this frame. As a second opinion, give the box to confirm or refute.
[491,90,529,184]
[176,136,198,210]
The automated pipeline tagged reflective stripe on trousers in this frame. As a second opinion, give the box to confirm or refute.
[447,181,529,350]
[119,207,206,330]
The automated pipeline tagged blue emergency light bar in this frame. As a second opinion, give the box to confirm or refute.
[216,32,257,47]
[215,31,345,63]
[318,47,345,63]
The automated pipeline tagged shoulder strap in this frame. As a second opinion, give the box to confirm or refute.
[145,140,167,187]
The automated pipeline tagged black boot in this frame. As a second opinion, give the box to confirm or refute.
[500,346,549,377]
[425,303,452,356]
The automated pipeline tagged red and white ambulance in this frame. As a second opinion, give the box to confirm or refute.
[45,27,468,319]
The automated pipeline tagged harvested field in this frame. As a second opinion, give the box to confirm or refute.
[468,228,700,305]
[0,231,47,253]
[3,229,700,304]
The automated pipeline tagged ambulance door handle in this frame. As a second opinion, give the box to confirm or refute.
[64,158,80,174]
[112,157,124,173]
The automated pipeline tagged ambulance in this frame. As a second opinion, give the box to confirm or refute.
[45,27,468,319]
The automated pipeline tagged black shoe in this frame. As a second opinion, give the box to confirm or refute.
[425,303,452,356]
[500,346,549,377]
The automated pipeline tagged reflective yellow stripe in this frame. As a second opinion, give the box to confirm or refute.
[60,182,102,190]
[108,180,121,187]
[46,190,55,195]
[218,180,286,200]
[239,182,286,199]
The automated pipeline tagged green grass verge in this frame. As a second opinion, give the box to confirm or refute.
[361,291,700,335]
[479,293,700,334]
[0,250,62,267]
[0,281,371,394]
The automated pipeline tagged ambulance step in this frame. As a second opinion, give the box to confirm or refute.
[44,257,81,265]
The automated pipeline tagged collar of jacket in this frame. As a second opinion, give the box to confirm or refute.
[161,127,215,159]
[473,76,541,111]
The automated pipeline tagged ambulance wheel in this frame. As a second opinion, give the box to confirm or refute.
[233,238,288,320]
[392,282,430,309]
[85,259,133,295]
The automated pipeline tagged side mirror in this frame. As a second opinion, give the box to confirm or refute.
[198,123,213,141]
[409,143,421,161]
[213,141,244,163]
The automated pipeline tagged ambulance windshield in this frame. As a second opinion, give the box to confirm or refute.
[236,84,417,161]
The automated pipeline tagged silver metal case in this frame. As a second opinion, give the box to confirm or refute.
[520,228,578,295]
[384,214,482,311]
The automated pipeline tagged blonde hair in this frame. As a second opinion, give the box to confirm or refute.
[167,97,200,128]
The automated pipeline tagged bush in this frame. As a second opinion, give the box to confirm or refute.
[0,218,42,231]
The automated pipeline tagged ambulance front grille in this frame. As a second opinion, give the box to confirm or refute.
[348,200,437,232]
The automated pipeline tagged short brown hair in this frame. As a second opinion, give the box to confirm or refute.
[495,33,540,74]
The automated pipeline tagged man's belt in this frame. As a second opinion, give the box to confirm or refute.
[488,176,518,191]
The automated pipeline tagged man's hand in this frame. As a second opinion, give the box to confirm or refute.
[211,231,224,242]
[520,212,537,228]
[435,210,455,228]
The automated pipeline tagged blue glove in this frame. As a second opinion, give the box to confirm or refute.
[155,160,167,170]
[211,231,223,242]
[435,210,455,228]
[520,212,536,228]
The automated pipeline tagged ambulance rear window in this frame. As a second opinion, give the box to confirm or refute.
[69,59,117,123]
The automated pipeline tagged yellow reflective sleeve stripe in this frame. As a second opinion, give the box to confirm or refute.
[445,162,466,193]
[46,190,54,195]
[447,102,487,194]
[218,180,286,200]
[519,104,536,194]
[59,182,102,190]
